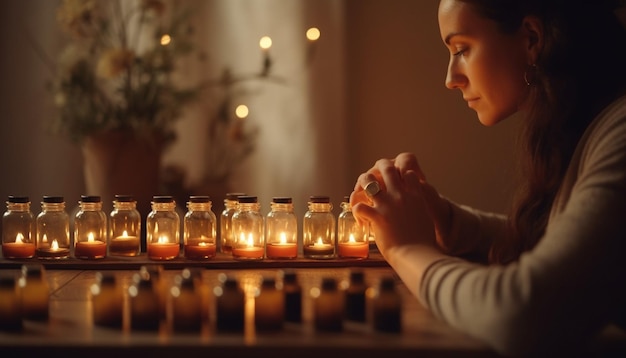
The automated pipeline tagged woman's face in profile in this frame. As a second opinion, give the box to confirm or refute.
[438,0,530,126]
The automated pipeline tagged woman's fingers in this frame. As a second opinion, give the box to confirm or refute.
[394,152,426,181]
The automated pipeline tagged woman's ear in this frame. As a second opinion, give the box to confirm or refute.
[522,15,544,64]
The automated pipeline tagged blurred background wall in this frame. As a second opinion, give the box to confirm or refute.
[0,0,518,229]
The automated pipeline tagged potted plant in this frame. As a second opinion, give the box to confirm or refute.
[48,0,203,213]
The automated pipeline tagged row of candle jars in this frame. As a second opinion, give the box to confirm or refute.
[0,195,140,260]
[2,194,368,261]
[87,267,401,334]
[0,195,218,261]
[222,195,369,261]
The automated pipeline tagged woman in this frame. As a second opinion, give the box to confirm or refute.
[351,0,626,355]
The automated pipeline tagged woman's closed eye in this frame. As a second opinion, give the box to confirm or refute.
[453,48,468,57]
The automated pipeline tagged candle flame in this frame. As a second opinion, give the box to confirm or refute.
[15,233,24,244]
[122,230,128,237]
[349,234,356,243]
[42,234,48,243]
[88,232,95,242]
[51,239,59,250]
[158,235,168,244]
[160,34,171,46]
[199,242,207,247]
[239,232,255,247]
[315,237,324,246]
[280,232,287,244]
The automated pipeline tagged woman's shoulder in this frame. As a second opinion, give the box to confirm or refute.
[579,93,626,160]
[590,93,626,131]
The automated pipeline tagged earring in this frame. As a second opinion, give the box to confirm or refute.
[524,64,538,86]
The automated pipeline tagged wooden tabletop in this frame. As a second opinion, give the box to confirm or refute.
[0,254,500,358]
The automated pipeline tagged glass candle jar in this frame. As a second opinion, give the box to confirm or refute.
[0,272,22,330]
[109,195,141,257]
[128,275,160,331]
[2,195,35,259]
[254,277,285,331]
[181,267,210,322]
[184,196,217,260]
[18,264,49,321]
[214,274,245,332]
[371,276,402,333]
[74,195,107,260]
[35,196,70,259]
[170,274,203,332]
[265,197,298,259]
[90,272,123,327]
[220,192,245,254]
[337,197,369,260]
[231,196,264,260]
[303,196,335,259]
[139,264,167,321]
[312,277,343,331]
[281,270,302,323]
[344,270,367,322]
[146,196,180,261]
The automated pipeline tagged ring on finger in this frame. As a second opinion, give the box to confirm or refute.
[364,180,381,199]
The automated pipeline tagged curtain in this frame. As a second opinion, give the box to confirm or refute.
[164,0,349,218]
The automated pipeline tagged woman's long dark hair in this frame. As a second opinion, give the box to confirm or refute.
[458,0,626,264]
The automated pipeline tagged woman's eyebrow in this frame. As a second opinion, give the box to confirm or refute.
[444,32,464,45]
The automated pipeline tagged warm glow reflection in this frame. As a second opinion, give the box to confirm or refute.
[310,286,321,298]
[235,104,249,119]
[306,27,321,41]
[259,36,272,50]
[15,233,24,244]
[43,234,48,243]
[160,34,171,46]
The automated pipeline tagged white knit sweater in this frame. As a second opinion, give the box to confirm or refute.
[415,94,626,356]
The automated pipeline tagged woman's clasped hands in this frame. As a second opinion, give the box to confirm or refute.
[350,152,451,259]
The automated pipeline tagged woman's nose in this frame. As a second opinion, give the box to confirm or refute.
[445,60,465,90]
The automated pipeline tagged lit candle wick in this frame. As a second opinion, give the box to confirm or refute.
[280,232,287,244]
[122,230,129,237]
[15,233,24,244]
[88,232,95,243]
[51,239,59,251]
[247,233,254,247]
[349,234,355,243]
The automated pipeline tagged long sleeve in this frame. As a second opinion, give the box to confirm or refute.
[415,95,626,356]
[438,200,508,262]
